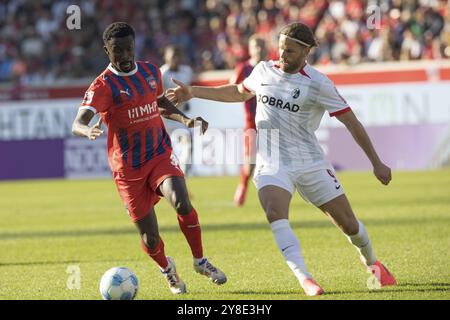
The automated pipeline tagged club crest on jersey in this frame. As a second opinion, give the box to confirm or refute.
[146,76,157,90]
[292,88,301,99]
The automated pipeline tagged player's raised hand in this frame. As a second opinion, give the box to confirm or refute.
[186,117,208,135]
[166,78,193,106]
[88,118,104,140]
[373,162,392,185]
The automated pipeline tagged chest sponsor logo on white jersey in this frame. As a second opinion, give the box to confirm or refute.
[128,101,158,119]
[257,94,301,113]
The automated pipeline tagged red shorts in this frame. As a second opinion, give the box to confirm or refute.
[243,127,257,164]
[113,153,184,222]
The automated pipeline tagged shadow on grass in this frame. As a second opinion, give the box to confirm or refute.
[0,258,141,267]
[326,282,450,296]
[1,216,449,240]
[225,290,299,296]
[225,283,450,297]
[397,282,450,287]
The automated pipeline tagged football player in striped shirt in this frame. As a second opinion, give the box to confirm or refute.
[72,22,226,294]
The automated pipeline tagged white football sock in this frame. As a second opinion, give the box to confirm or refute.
[270,219,311,284]
[346,220,377,266]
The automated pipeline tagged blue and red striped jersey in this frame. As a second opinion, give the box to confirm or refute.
[80,61,172,172]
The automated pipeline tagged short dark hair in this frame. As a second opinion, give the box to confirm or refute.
[279,22,318,48]
[164,45,182,56]
[102,22,135,43]
[248,34,265,45]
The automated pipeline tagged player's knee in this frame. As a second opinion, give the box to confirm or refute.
[264,203,286,222]
[341,218,359,235]
[243,164,252,176]
[173,196,192,215]
[142,233,159,249]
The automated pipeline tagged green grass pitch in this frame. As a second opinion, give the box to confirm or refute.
[0,170,449,300]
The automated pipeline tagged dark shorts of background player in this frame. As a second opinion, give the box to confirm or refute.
[113,153,184,222]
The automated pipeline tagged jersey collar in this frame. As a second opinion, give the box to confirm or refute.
[107,62,138,76]
[299,64,311,79]
[274,61,311,79]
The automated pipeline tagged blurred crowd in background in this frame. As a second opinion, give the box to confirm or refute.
[0,0,448,85]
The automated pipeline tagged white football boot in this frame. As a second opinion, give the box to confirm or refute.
[161,256,187,294]
[194,258,227,285]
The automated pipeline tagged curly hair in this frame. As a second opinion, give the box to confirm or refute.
[102,22,135,43]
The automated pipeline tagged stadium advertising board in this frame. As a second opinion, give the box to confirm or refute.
[0,79,449,180]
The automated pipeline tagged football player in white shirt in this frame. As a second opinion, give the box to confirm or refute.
[166,22,397,296]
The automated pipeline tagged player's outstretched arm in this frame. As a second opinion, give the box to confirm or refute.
[157,95,208,134]
[166,78,254,106]
[72,109,104,140]
[336,110,392,185]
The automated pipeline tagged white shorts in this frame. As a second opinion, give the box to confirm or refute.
[253,164,344,207]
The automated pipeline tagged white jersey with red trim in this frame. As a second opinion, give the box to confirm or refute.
[242,60,351,172]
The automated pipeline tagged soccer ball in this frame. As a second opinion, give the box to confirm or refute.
[99,267,139,300]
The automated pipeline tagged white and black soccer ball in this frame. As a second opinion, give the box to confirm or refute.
[99,267,138,300]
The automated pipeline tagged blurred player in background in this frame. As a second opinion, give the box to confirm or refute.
[160,45,194,176]
[230,35,267,207]
[72,22,226,294]
[167,22,397,296]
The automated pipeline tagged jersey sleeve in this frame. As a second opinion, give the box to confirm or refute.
[318,78,351,117]
[79,79,112,114]
[242,61,263,93]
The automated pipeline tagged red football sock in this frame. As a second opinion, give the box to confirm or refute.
[141,237,168,270]
[177,208,203,259]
